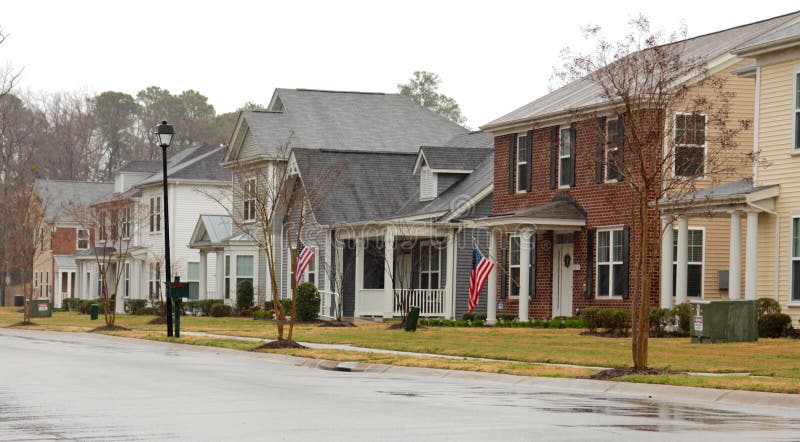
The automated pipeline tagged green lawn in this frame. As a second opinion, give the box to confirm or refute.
[4,307,800,390]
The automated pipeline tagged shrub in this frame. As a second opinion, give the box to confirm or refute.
[441,319,454,327]
[264,299,294,316]
[564,317,585,328]
[649,308,674,337]
[455,320,468,327]
[532,319,546,328]
[758,313,792,338]
[498,314,516,321]
[472,319,485,327]
[239,306,262,317]
[296,282,321,321]
[184,299,224,316]
[62,298,80,312]
[547,318,565,329]
[593,308,631,335]
[137,307,157,316]
[756,297,781,319]
[253,310,274,320]
[672,303,692,334]
[236,280,254,310]
[124,299,147,315]
[462,312,487,322]
[210,304,232,317]
[581,308,601,332]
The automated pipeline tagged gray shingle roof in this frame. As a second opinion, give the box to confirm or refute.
[662,178,778,203]
[292,148,420,226]
[735,19,800,53]
[116,160,161,174]
[419,146,493,172]
[495,199,586,221]
[35,179,114,221]
[484,11,800,129]
[442,130,495,148]
[238,88,468,156]
[137,144,230,186]
[413,151,494,219]
[195,214,232,245]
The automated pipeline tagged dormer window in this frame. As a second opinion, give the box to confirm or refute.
[420,165,436,201]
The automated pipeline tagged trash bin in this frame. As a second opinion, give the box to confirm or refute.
[690,299,757,343]
[404,306,420,332]
[27,298,52,318]
[13,295,24,307]
[90,304,99,321]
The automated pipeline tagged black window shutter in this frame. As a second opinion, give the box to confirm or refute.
[526,130,533,192]
[595,118,605,184]
[549,127,558,189]
[569,124,577,187]
[617,115,625,182]
[529,235,536,299]
[507,134,516,194]
[500,234,508,298]
[621,226,630,299]
[585,229,595,299]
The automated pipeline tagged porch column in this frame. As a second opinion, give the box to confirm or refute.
[383,228,395,320]
[199,250,208,300]
[728,211,742,300]
[355,239,364,317]
[215,250,225,300]
[75,262,82,299]
[660,217,674,308]
[66,271,72,299]
[745,211,759,300]
[445,231,456,319]
[486,230,498,326]
[518,229,531,322]
[675,216,689,305]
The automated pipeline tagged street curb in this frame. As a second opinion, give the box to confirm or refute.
[4,329,799,411]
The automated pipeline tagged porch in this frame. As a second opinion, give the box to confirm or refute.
[336,224,456,319]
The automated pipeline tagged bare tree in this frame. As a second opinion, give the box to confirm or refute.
[68,195,143,328]
[9,182,47,324]
[555,16,749,369]
[204,139,343,343]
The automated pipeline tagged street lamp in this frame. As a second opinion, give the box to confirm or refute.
[155,121,176,337]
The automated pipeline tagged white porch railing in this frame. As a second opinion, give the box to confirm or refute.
[319,290,341,320]
[394,289,445,317]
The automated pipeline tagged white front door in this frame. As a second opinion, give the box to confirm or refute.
[552,243,574,317]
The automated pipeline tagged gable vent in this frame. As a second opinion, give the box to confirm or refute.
[420,166,437,201]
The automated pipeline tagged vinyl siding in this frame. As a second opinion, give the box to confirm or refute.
[755,57,800,320]
[684,215,747,299]
[455,228,489,318]
[239,128,261,159]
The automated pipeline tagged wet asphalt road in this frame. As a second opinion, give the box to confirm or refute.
[0,329,798,441]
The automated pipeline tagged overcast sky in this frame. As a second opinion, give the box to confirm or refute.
[2,1,796,129]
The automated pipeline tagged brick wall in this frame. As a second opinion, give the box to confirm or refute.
[52,227,77,255]
[493,115,661,319]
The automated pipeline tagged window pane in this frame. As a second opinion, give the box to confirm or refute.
[430,273,439,290]
[236,255,253,277]
[420,275,429,290]
[510,268,520,297]
[612,263,624,296]
[612,230,623,262]
[420,245,429,270]
[560,157,572,186]
[363,241,385,289]
[560,130,571,156]
[793,218,800,258]
[225,256,230,276]
[431,246,439,269]
[606,119,618,146]
[510,237,520,265]
[687,264,702,297]
[689,230,703,263]
[598,265,610,297]
[793,261,800,301]
[187,262,199,281]
[598,231,610,263]
[676,145,704,177]
[517,164,528,189]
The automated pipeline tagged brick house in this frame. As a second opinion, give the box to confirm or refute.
[477,13,800,323]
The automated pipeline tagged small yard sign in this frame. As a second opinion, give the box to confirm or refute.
[694,315,703,332]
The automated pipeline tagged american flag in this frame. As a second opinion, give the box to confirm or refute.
[468,248,494,313]
[295,242,315,285]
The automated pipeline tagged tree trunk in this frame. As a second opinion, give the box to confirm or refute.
[631,195,650,369]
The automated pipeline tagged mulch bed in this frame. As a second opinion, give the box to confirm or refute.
[252,340,306,350]
[589,367,682,380]
[90,325,131,332]
[318,321,357,328]
[9,321,37,327]
[147,317,168,325]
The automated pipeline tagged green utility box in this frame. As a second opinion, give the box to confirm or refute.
[90,303,99,320]
[405,306,420,332]
[690,300,757,343]
[27,299,52,318]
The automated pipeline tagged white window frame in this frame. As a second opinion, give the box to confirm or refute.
[673,112,708,179]
[508,234,521,298]
[149,197,161,233]
[243,177,256,222]
[596,227,624,299]
[793,69,800,153]
[76,228,89,250]
[120,207,131,239]
[516,133,528,193]
[224,255,231,299]
[124,263,130,298]
[418,240,441,290]
[558,126,573,189]
[605,117,621,183]
[672,227,705,298]
[235,254,254,297]
[790,216,800,304]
